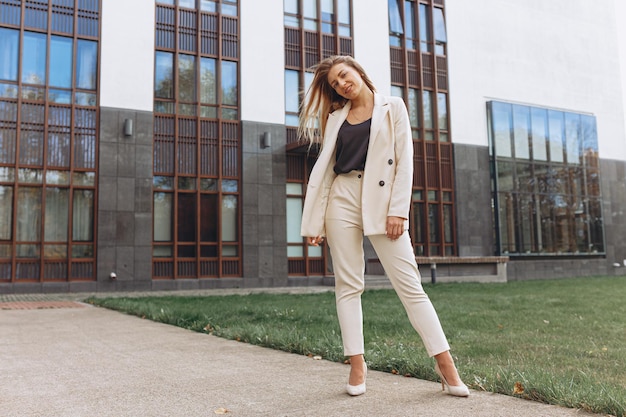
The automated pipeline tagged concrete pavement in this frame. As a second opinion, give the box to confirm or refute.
[0,290,601,417]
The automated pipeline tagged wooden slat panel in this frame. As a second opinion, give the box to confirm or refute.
[222,16,238,58]
[178,9,197,52]
[177,118,197,175]
[422,53,434,89]
[285,28,301,67]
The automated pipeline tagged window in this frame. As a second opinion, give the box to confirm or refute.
[153,0,241,278]
[0,0,100,282]
[284,0,353,276]
[389,1,455,257]
[488,101,604,256]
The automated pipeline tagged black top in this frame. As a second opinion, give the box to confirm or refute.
[333,118,372,175]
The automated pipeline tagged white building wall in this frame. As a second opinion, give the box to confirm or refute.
[240,0,285,124]
[353,1,391,96]
[446,0,626,161]
[100,0,155,111]
[615,0,626,145]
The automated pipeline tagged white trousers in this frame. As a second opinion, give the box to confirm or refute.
[325,171,450,357]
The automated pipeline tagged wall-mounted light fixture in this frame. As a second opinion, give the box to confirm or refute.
[261,131,271,148]
[123,118,133,136]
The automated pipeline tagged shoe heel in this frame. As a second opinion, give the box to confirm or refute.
[346,362,367,396]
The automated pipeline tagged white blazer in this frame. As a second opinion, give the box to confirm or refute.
[300,93,413,237]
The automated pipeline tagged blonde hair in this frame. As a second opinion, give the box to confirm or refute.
[297,55,376,147]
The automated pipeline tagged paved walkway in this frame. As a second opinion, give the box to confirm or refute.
[0,288,601,417]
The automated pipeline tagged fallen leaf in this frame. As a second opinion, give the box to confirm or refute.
[214,407,229,414]
[391,369,399,375]
[513,382,524,395]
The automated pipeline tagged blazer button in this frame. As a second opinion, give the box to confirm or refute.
[379,180,385,186]
[388,159,393,165]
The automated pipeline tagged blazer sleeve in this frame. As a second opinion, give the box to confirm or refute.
[387,97,414,220]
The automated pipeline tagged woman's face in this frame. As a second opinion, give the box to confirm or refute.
[327,62,364,100]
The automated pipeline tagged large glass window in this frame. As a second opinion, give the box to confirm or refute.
[0,1,100,282]
[0,28,19,82]
[153,0,241,278]
[488,101,604,256]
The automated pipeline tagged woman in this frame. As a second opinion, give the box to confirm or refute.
[299,55,469,398]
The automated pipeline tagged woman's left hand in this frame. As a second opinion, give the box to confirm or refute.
[386,216,406,241]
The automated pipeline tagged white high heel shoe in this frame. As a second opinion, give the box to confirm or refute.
[434,363,470,397]
[346,362,367,396]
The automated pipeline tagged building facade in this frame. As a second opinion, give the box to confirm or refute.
[0,0,625,293]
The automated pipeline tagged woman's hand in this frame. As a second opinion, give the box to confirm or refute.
[386,216,406,241]
[307,236,325,246]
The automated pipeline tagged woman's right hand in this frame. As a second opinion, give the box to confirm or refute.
[307,236,324,246]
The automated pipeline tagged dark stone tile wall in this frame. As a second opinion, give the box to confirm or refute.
[97,107,154,291]
[241,121,288,286]
[454,143,626,280]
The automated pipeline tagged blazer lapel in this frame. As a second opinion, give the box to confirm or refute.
[368,93,390,149]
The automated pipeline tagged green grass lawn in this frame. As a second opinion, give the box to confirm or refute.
[88,276,626,416]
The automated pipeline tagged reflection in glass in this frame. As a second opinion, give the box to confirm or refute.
[422,90,433,129]
[154,192,172,241]
[548,110,564,162]
[221,195,237,242]
[72,189,93,241]
[71,172,95,186]
[408,88,419,128]
[178,54,196,102]
[221,61,237,106]
[530,108,548,161]
[44,187,70,242]
[200,57,216,104]
[222,179,238,192]
[489,101,604,256]
[337,0,350,25]
[200,0,217,12]
[285,70,299,126]
[200,178,218,191]
[76,40,97,90]
[437,92,447,130]
[155,51,174,99]
[154,176,174,190]
[221,4,237,16]
[50,36,73,88]
[44,244,67,259]
[22,32,47,85]
[0,185,13,240]
[72,244,93,258]
[419,4,431,53]
[443,205,452,243]
[286,197,303,244]
[428,204,439,244]
[491,102,511,157]
[0,82,18,98]
[565,113,581,165]
[49,89,72,104]
[404,1,416,48]
[0,28,19,81]
[512,105,529,159]
[433,7,446,54]
[17,187,42,243]
[18,168,44,184]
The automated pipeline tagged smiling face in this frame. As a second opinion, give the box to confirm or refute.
[327,62,365,101]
